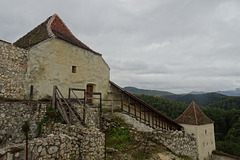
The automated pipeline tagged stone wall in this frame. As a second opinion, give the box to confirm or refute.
[0,134,79,160]
[0,101,49,147]
[115,113,197,159]
[42,123,105,159]
[85,105,101,128]
[0,40,28,99]
[151,129,198,159]
[116,113,153,132]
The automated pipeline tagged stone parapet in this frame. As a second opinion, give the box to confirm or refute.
[0,41,28,99]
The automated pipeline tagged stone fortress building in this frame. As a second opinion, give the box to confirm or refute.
[0,14,227,160]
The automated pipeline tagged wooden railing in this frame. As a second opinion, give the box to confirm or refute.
[68,88,86,124]
[52,85,85,126]
[52,86,104,128]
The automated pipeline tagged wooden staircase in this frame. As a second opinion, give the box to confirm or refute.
[52,85,85,126]
[52,85,103,128]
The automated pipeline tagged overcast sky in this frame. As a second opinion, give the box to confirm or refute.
[1,0,240,93]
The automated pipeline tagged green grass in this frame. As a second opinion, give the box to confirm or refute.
[37,106,66,136]
[106,127,134,151]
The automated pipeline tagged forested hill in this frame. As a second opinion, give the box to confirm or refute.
[163,92,227,106]
[134,94,240,157]
[123,87,174,97]
[124,86,230,106]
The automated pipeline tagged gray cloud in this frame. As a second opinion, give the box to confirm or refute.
[1,0,240,93]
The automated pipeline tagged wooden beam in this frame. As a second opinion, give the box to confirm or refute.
[144,108,146,124]
[152,112,154,128]
[148,110,150,126]
[121,92,123,112]
[134,101,137,119]
[128,98,130,115]
[140,104,142,122]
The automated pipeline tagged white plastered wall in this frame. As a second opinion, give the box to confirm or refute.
[24,38,110,100]
[180,123,216,160]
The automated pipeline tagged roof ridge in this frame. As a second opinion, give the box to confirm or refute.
[46,14,56,37]
[192,101,198,125]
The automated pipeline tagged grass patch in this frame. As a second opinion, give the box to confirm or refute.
[37,106,66,136]
[106,127,134,151]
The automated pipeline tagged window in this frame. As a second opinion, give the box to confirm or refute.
[205,130,207,134]
[72,66,77,73]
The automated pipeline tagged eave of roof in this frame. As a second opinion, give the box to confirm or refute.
[110,81,183,129]
[0,39,11,44]
[175,101,214,125]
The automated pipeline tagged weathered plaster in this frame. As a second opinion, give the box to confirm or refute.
[180,123,216,160]
[24,38,110,100]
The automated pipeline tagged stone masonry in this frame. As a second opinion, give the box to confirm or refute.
[0,101,48,147]
[116,112,198,159]
[151,129,198,159]
[0,40,27,99]
[42,123,105,159]
[0,134,79,160]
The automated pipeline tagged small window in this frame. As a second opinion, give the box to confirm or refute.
[205,130,207,134]
[72,66,77,73]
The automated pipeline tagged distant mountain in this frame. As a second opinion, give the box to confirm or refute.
[189,91,206,95]
[216,88,240,96]
[124,86,240,106]
[163,93,227,106]
[123,86,174,97]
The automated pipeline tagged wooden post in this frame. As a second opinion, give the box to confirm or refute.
[100,93,102,130]
[83,90,86,125]
[155,117,157,128]
[143,109,146,124]
[140,104,142,122]
[148,110,150,126]
[29,85,33,100]
[111,99,114,113]
[152,112,154,128]
[68,88,71,100]
[134,102,136,119]
[121,92,123,112]
[52,85,56,109]
[128,98,130,115]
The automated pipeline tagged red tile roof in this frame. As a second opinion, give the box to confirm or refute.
[14,14,101,56]
[175,101,214,125]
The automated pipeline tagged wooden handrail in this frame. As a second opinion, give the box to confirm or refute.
[53,85,85,126]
